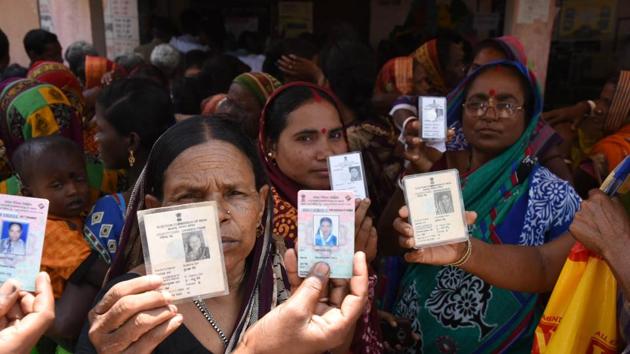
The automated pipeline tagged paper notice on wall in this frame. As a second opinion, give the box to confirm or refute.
[103,0,140,59]
[38,0,54,32]
[516,0,550,24]
[278,1,313,38]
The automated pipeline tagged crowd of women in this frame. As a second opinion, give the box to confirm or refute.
[0,15,629,354]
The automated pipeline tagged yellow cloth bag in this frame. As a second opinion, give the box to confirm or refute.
[532,242,618,353]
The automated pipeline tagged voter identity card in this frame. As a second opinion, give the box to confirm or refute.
[328,152,368,200]
[0,195,49,292]
[297,190,355,279]
[419,96,447,141]
[138,201,228,303]
[403,170,468,248]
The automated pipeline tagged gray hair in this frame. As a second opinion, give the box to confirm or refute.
[64,41,98,74]
[150,44,180,76]
[114,52,145,72]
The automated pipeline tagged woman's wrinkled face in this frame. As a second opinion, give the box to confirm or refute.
[462,68,527,156]
[468,47,506,75]
[320,221,332,237]
[154,141,268,274]
[94,104,130,169]
[271,100,348,189]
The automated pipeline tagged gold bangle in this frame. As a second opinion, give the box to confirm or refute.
[448,239,472,267]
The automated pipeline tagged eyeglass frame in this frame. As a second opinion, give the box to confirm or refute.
[461,97,525,119]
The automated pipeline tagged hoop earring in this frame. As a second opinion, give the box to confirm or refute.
[128,150,136,167]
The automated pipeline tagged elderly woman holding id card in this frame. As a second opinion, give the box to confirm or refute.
[75,117,368,354]
[389,61,582,353]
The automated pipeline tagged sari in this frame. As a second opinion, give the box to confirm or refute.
[83,193,126,264]
[233,72,282,107]
[0,78,83,157]
[0,79,122,203]
[26,60,98,157]
[375,56,414,95]
[42,217,92,298]
[393,61,581,353]
[84,55,117,89]
[591,123,630,172]
[259,82,384,353]
[107,131,289,353]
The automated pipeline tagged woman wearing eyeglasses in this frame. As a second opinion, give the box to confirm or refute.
[386,61,582,353]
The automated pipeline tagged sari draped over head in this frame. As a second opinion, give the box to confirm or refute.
[258,82,345,248]
[375,56,414,95]
[108,124,290,352]
[233,72,283,107]
[84,55,117,89]
[412,39,448,95]
[394,61,581,353]
[26,61,98,156]
[447,36,560,159]
[258,82,384,353]
[201,93,227,116]
[0,78,83,158]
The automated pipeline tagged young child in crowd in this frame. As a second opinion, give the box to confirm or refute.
[12,135,107,348]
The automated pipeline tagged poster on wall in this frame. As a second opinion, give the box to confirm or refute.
[103,0,140,59]
[559,0,617,40]
[278,1,313,38]
[38,0,54,32]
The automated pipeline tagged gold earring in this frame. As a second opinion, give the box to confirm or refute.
[128,150,135,167]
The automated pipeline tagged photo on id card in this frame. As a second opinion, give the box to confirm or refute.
[138,201,228,303]
[298,190,355,278]
[419,96,447,141]
[403,170,468,248]
[0,194,49,292]
[328,151,368,200]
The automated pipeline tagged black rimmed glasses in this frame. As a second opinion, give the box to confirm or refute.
[462,100,524,119]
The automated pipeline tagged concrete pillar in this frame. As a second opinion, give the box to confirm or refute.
[504,0,557,91]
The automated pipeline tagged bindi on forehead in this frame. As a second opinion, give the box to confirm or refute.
[489,89,496,97]
[321,128,327,134]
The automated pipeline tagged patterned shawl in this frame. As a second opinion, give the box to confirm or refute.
[0,78,83,158]
[27,61,86,119]
[412,39,449,95]
[375,56,414,95]
[108,117,289,352]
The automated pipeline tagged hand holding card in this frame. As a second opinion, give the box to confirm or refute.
[328,152,368,200]
[402,170,468,249]
[0,195,49,292]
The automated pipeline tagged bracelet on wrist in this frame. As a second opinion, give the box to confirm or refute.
[448,238,472,267]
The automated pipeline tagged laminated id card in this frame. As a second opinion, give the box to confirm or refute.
[328,152,368,200]
[403,170,468,248]
[419,96,447,141]
[0,195,49,292]
[297,190,355,279]
[138,201,229,302]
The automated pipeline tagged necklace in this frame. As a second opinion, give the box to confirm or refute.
[193,297,229,347]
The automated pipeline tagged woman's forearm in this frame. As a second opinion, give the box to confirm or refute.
[460,234,574,293]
